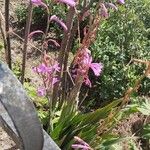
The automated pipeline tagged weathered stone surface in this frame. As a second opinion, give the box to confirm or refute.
[0,62,60,150]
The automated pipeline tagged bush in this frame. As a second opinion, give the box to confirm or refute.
[81,0,150,109]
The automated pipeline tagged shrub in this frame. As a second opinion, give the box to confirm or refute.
[82,0,150,109]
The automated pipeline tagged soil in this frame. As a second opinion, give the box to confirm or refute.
[0,0,150,150]
[0,127,18,150]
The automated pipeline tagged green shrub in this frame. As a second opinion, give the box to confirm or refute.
[16,5,47,27]
[82,0,150,109]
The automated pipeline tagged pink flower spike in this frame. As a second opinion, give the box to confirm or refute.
[57,0,76,7]
[72,144,91,150]
[52,63,60,72]
[37,87,46,96]
[117,0,125,4]
[90,63,103,76]
[107,3,118,11]
[50,15,68,31]
[46,39,60,47]
[31,0,48,9]
[31,0,42,5]
[100,3,109,19]
[32,66,37,72]
[36,64,50,73]
[52,78,59,85]
[28,30,45,39]
[74,136,90,147]
[84,77,92,87]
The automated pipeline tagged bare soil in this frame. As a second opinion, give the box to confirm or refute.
[0,127,18,150]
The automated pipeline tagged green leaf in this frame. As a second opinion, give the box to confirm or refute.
[137,100,150,115]
[81,99,121,125]
[142,124,150,139]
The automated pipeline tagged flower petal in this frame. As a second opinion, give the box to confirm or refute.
[117,0,125,4]
[37,87,46,96]
[90,63,103,76]
[31,0,42,5]
[74,136,90,147]
[100,3,109,19]
[50,15,68,31]
[84,77,92,87]
[72,144,90,150]
[52,78,59,85]
[57,0,76,7]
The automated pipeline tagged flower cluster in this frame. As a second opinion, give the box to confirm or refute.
[73,48,103,87]
[31,0,75,32]
[50,15,68,31]
[31,0,76,7]
[118,0,125,4]
[33,53,60,96]
[100,0,125,19]
[56,0,76,7]
[72,136,92,150]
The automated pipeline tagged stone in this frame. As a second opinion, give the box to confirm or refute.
[0,61,60,150]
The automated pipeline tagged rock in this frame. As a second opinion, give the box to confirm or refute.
[0,61,60,150]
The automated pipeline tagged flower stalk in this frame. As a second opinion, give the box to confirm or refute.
[52,6,76,103]
[5,0,11,69]
[21,1,33,84]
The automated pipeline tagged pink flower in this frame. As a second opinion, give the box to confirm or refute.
[106,3,118,11]
[50,15,68,31]
[117,0,125,4]
[43,39,60,48]
[31,0,48,8]
[52,78,59,85]
[37,87,46,96]
[72,144,91,150]
[74,136,90,146]
[52,63,60,72]
[73,48,103,87]
[57,0,76,7]
[72,136,92,150]
[33,63,50,73]
[100,3,109,19]
[84,77,92,87]
[29,30,45,39]
[90,63,103,76]
[33,53,60,96]
[31,0,42,5]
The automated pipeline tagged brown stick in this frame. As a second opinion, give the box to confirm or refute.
[5,0,11,69]
[21,2,33,84]
[52,7,76,103]
[0,11,8,60]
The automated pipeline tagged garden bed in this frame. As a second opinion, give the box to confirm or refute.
[0,0,150,149]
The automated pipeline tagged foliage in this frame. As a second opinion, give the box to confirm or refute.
[83,0,150,109]
[0,41,3,50]
[24,82,49,127]
[12,61,22,78]
[16,5,47,27]
[0,41,3,57]
[15,5,27,25]
[142,124,150,139]
[136,97,150,140]
[51,99,121,149]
